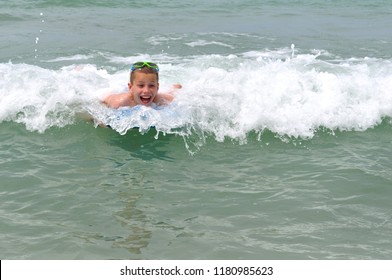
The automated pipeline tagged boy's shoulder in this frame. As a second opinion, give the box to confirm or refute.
[155,93,174,106]
[103,92,134,108]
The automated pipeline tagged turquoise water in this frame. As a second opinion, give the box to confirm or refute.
[1,0,392,259]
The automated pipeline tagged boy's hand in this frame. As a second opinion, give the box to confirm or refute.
[172,84,182,89]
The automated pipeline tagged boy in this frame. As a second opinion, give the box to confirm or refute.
[103,61,181,109]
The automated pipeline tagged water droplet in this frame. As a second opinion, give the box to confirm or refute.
[291,44,295,58]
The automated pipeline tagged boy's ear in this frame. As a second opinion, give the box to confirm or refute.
[128,82,132,89]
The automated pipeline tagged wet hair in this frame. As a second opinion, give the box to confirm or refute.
[130,67,159,84]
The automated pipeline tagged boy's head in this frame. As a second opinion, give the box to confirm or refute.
[128,62,160,106]
[130,61,159,84]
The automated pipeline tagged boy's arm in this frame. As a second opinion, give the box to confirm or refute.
[102,93,132,109]
[166,84,182,94]
[156,93,174,105]
[155,84,182,105]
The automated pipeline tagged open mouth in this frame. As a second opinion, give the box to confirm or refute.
[140,96,152,104]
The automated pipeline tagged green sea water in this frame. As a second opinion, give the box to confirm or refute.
[1,0,392,259]
[2,121,392,259]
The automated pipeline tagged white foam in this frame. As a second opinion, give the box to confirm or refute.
[174,51,392,141]
[1,49,391,141]
[185,40,235,49]
[45,54,95,62]
[0,63,109,132]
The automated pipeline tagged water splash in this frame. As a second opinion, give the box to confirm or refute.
[1,48,392,142]
[291,43,295,58]
[34,12,45,59]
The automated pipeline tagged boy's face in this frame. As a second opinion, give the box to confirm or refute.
[128,72,159,106]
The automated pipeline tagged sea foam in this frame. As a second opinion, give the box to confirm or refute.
[1,48,391,141]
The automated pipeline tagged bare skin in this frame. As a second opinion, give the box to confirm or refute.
[103,71,181,109]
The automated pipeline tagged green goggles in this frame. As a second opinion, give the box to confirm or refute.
[130,61,159,72]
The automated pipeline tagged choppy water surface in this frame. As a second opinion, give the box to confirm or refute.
[1,0,392,259]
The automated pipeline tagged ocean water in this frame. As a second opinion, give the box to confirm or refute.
[1,0,392,259]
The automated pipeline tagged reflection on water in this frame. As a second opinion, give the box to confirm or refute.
[112,192,151,255]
